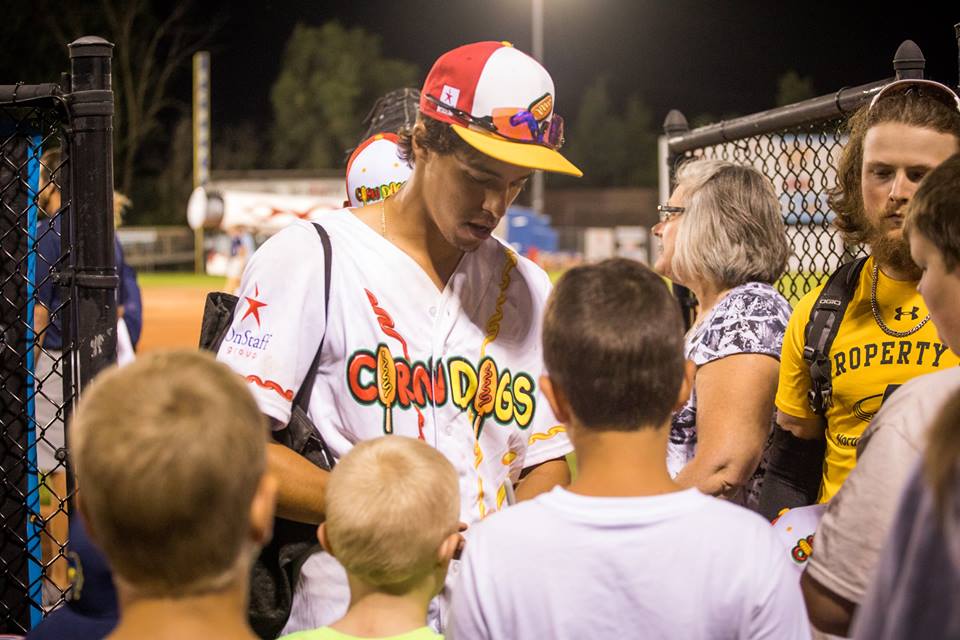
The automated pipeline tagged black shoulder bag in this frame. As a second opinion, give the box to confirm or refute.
[802,256,868,415]
[198,222,335,638]
[757,256,867,520]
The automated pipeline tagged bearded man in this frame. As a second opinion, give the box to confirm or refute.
[760,79,960,518]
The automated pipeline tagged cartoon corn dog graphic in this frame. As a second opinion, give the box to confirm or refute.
[377,345,397,433]
[472,358,498,437]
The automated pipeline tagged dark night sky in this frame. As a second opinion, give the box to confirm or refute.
[198,1,960,131]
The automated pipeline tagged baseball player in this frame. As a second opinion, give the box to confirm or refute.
[216,41,582,634]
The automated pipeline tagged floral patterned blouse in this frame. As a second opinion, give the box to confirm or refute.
[666,281,792,509]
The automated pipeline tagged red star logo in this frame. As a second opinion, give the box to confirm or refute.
[242,284,268,328]
[443,89,453,103]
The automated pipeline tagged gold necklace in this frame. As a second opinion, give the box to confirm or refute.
[870,263,930,337]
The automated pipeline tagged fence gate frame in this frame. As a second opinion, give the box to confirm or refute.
[656,38,955,328]
[0,35,116,633]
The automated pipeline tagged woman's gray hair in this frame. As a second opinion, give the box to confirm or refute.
[671,159,791,289]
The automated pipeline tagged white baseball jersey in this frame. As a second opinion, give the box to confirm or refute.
[216,212,571,632]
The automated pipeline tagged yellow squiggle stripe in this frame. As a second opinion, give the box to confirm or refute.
[473,249,518,516]
[497,483,507,509]
[477,477,487,518]
[528,425,566,445]
[501,451,518,466]
[479,250,518,361]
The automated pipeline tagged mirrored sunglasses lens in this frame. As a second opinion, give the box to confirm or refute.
[547,115,564,149]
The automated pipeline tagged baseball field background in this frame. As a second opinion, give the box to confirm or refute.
[137,273,224,352]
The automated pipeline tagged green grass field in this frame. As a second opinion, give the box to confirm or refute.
[777,271,827,306]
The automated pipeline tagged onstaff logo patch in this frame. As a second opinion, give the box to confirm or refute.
[242,283,268,328]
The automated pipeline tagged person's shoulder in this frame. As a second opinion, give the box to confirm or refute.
[891,365,960,398]
[301,209,358,236]
[257,216,354,258]
[787,280,826,320]
[489,237,553,292]
[687,492,781,539]
[719,282,791,322]
[278,627,340,640]
[475,493,553,534]
[867,367,960,441]
[464,490,565,554]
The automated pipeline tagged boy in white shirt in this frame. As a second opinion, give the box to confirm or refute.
[449,258,810,640]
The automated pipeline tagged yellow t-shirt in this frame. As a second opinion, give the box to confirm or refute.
[777,256,958,501]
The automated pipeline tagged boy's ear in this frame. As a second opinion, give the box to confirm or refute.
[249,472,278,547]
[410,119,429,163]
[317,523,333,556]
[539,375,571,423]
[437,531,462,566]
[674,360,697,411]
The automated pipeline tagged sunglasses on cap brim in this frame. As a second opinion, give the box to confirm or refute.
[868,79,960,114]
[426,94,565,150]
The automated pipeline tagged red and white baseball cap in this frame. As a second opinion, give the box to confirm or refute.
[420,41,582,177]
[345,133,412,208]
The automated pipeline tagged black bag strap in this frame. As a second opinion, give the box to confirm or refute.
[803,256,868,415]
[292,223,332,412]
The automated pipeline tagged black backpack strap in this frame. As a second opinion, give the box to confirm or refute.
[802,256,868,415]
[291,223,332,412]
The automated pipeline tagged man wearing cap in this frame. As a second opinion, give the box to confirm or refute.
[762,79,960,632]
[216,41,580,634]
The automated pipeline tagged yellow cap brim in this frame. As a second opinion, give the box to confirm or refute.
[451,124,583,177]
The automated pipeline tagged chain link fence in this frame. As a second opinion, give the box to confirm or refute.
[670,119,870,306]
[659,39,949,324]
[0,37,117,634]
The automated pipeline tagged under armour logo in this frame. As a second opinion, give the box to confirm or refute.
[894,306,920,321]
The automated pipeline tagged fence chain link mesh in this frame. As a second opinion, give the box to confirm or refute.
[1,98,76,632]
[671,117,867,306]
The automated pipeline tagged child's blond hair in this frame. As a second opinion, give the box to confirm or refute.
[325,436,460,590]
[70,350,268,596]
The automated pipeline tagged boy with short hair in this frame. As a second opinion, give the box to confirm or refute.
[70,350,276,640]
[449,258,810,639]
[283,436,461,640]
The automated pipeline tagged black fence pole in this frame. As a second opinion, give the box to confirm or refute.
[955,23,960,90]
[893,40,925,80]
[64,36,117,413]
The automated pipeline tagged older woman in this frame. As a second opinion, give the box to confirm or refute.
[653,159,792,509]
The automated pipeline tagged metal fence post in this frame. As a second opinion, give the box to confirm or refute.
[66,37,117,395]
[955,24,960,89]
[893,40,925,80]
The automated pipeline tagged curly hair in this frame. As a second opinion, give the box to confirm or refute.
[829,91,960,247]
[396,114,476,167]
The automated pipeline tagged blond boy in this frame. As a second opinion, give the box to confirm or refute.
[70,350,276,640]
[283,436,461,640]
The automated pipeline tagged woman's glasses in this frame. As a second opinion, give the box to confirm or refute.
[657,205,685,224]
